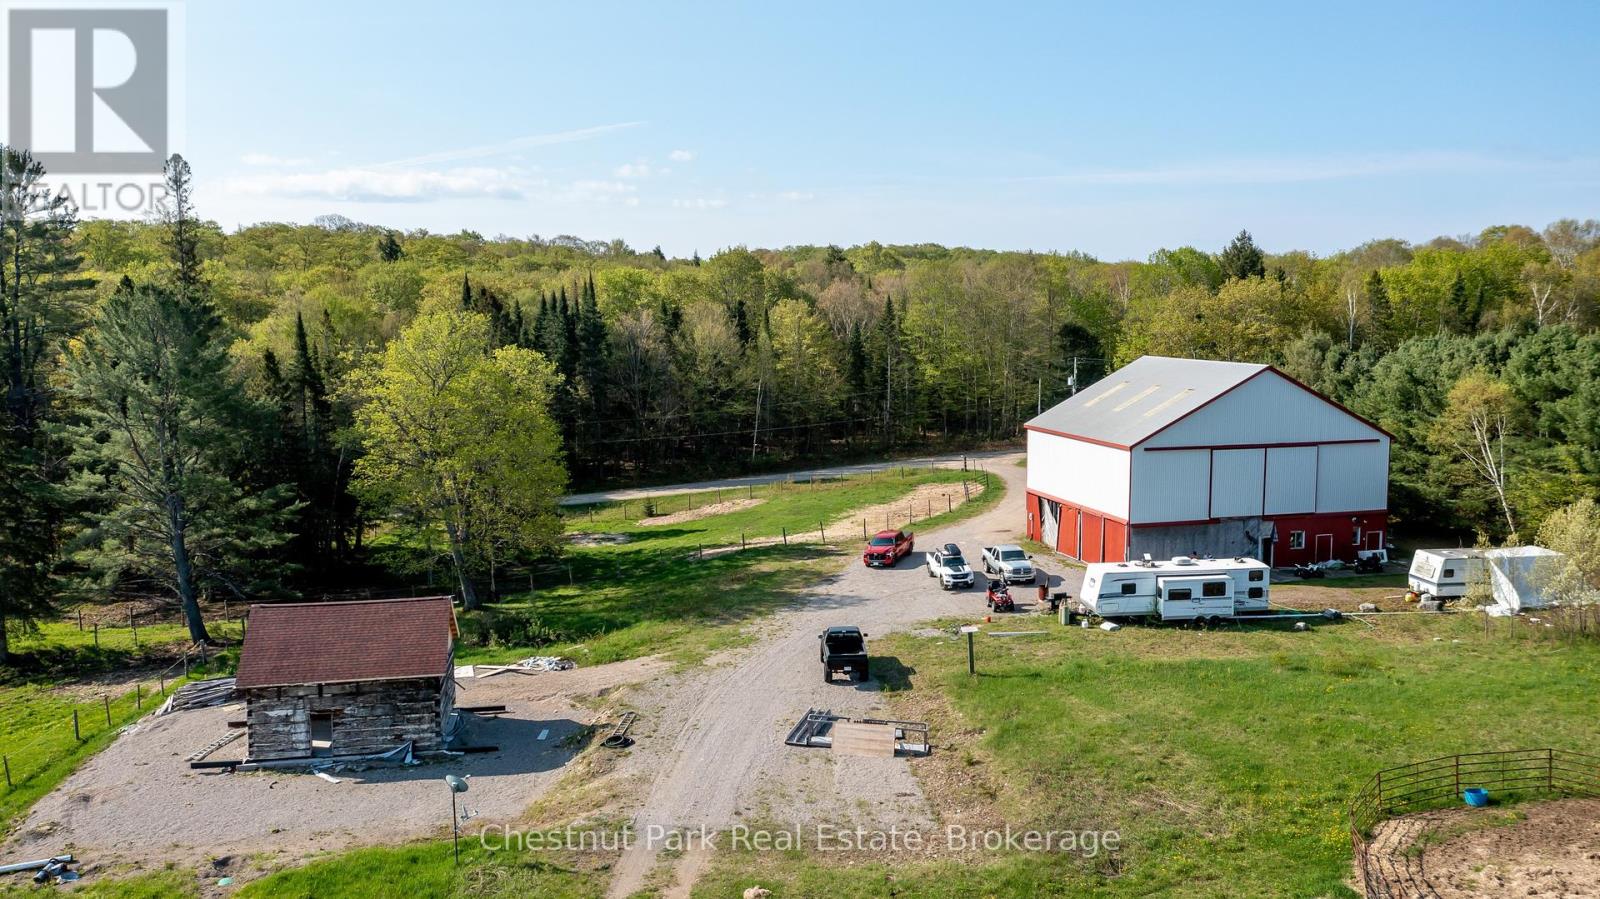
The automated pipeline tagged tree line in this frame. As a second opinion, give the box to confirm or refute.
[5,147,1600,661]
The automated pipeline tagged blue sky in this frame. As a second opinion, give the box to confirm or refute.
[186,0,1600,259]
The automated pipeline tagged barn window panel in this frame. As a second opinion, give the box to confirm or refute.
[1352,527,1362,546]
[1202,581,1228,597]
[1289,531,1306,550]
[1120,582,1136,595]
[1248,587,1264,599]
[1248,570,1264,582]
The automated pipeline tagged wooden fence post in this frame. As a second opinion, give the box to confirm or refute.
[781,527,788,545]
[73,709,80,742]
[103,695,111,725]
[129,604,137,645]
[3,755,10,789]
[741,532,746,549]
[820,522,826,543]
[136,684,142,709]
[93,622,99,648]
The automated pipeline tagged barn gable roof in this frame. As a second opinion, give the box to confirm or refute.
[1025,355,1388,448]
[235,596,457,689]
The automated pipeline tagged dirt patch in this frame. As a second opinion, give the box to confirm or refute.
[837,480,986,539]
[1364,798,1600,897]
[640,497,765,526]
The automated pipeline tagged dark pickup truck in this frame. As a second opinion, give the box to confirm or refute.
[819,626,869,683]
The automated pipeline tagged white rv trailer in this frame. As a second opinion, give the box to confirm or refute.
[1407,546,1563,613]
[1079,555,1271,622]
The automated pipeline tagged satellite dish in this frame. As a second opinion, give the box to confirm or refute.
[445,775,469,793]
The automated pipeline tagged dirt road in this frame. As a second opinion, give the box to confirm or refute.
[603,451,1078,897]
[561,449,1016,506]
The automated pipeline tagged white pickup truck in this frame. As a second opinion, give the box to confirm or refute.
[925,543,975,589]
[981,544,1036,584]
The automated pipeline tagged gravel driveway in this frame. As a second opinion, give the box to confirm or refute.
[603,452,1080,897]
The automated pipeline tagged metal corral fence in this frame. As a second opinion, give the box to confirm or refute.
[1349,748,1600,898]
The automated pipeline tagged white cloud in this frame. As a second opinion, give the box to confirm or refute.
[614,162,653,179]
[223,166,536,203]
[671,197,727,210]
[241,152,311,167]
[668,149,695,163]
[777,190,814,202]
[375,122,644,168]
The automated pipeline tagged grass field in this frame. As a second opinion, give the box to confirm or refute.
[454,467,1001,666]
[693,601,1600,898]
[0,617,240,837]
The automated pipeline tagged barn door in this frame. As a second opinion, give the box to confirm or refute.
[1041,499,1061,551]
[1314,534,1334,563]
[310,711,334,758]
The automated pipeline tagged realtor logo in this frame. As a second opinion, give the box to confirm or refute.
[5,3,175,174]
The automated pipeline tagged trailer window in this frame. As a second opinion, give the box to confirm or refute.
[1248,570,1264,582]
[1288,531,1306,550]
[1443,568,1455,578]
[1202,581,1228,597]
[1248,587,1264,599]
[1168,589,1192,601]
[1120,582,1136,595]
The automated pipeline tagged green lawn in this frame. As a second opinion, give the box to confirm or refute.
[455,467,1001,666]
[1,619,240,837]
[234,842,606,899]
[693,609,1600,898]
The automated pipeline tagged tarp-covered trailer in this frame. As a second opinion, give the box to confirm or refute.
[1407,546,1564,614]
[1079,556,1271,622]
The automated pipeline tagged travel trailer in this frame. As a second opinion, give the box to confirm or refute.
[1078,555,1271,622]
[1407,546,1563,613]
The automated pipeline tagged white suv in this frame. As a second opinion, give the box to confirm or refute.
[925,543,975,589]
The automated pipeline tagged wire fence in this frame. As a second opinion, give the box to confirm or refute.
[0,642,232,798]
[1349,748,1600,898]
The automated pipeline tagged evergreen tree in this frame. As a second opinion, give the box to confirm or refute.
[1365,269,1393,347]
[65,283,293,644]
[162,155,203,299]
[1218,229,1266,281]
[0,145,92,663]
[1442,273,1471,334]
[731,298,752,347]
[377,230,405,262]
[845,322,869,424]
[461,273,472,310]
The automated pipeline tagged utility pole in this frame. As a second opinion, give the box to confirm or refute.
[1071,356,1080,396]
[1037,376,1043,415]
[750,379,762,463]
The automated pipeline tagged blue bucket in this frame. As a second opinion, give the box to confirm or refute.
[1462,788,1489,807]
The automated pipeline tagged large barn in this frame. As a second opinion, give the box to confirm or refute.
[1024,356,1391,567]
[234,596,459,761]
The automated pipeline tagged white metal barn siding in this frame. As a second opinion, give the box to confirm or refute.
[1025,429,1130,520]
[1264,446,1317,514]
[1210,448,1265,518]
[1315,442,1389,512]
[1142,373,1380,448]
[1129,449,1209,522]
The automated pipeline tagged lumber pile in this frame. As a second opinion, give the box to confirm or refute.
[157,677,237,716]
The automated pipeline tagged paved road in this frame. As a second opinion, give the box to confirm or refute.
[561,449,1018,506]
[602,451,1083,898]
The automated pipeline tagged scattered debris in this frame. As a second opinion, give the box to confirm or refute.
[1099,621,1121,632]
[1358,602,1379,613]
[784,708,929,756]
[1294,621,1309,631]
[186,729,244,763]
[157,678,237,716]
[217,877,234,887]
[536,728,549,741]
[988,630,1048,637]
[830,721,897,758]
[314,771,341,784]
[743,888,772,899]
[0,855,74,877]
[1321,608,1344,620]
[455,704,507,716]
[601,712,638,749]
[468,656,576,679]
[1419,598,1444,612]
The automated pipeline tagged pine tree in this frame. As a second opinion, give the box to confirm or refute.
[1218,229,1266,281]
[1365,270,1393,346]
[731,298,752,346]
[845,322,869,426]
[461,273,472,311]
[1442,273,1470,334]
[377,230,404,262]
[0,146,92,663]
[66,283,293,644]
[162,155,204,300]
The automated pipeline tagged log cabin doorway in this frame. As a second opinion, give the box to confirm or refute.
[310,711,334,758]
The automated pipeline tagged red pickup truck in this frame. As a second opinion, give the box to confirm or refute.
[862,529,915,567]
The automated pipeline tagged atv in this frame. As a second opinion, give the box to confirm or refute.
[985,580,1015,612]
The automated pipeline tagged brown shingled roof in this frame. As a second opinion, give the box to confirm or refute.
[235,596,458,689]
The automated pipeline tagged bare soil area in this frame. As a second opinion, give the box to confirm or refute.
[1364,798,1600,898]
[639,497,765,525]
[1,656,668,873]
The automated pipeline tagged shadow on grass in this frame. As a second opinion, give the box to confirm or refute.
[862,655,917,693]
